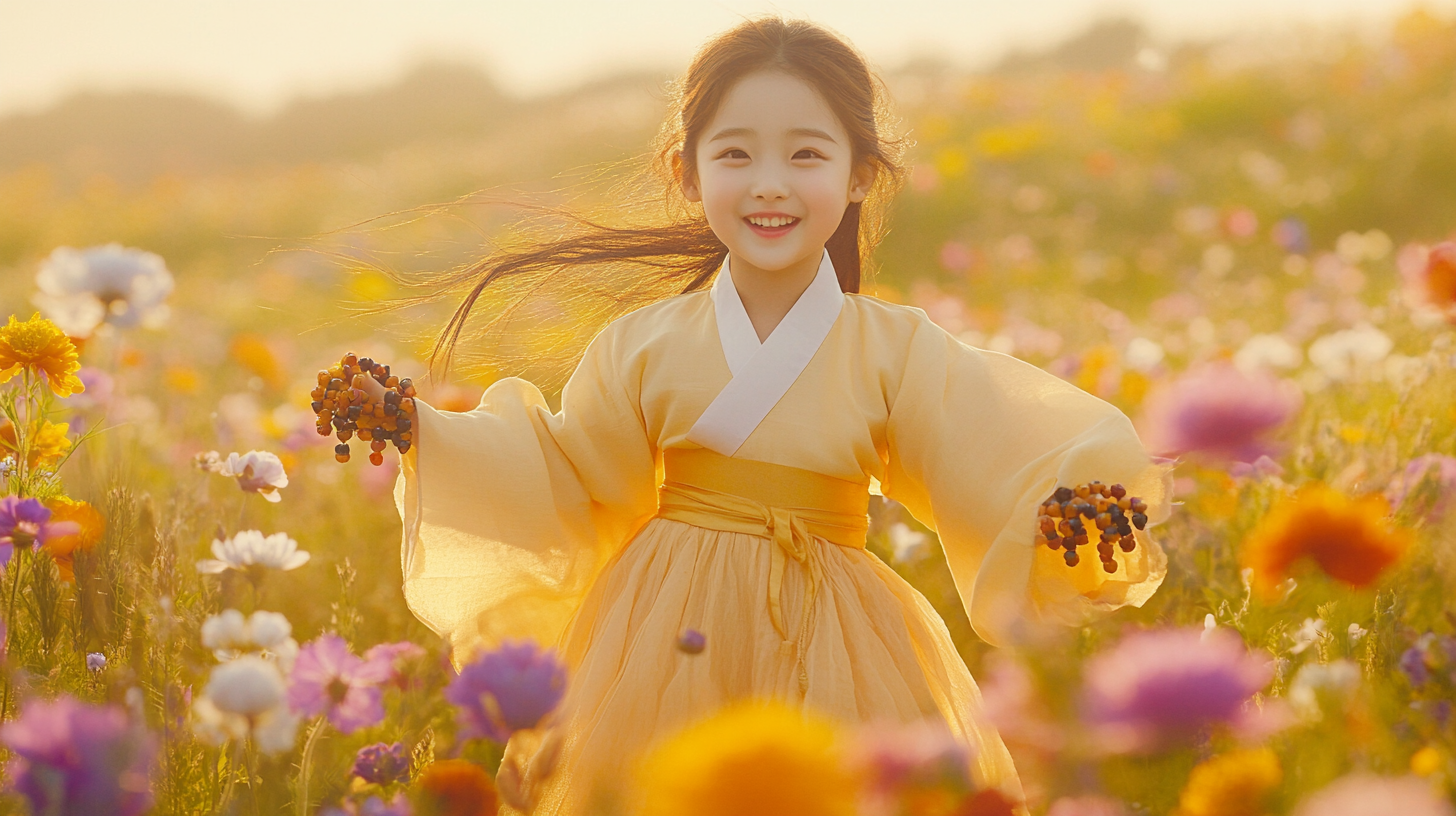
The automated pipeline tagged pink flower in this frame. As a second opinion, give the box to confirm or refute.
[1046,795,1131,816]
[1081,626,1278,753]
[1291,773,1453,816]
[848,718,974,798]
[288,635,392,734]
[1139,362,1302,462]
[363,641,427,689]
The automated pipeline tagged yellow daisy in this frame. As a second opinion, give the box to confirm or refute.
[636,700,859,816]
[0,313,85,398]
[41,495,105,582]
[1176,747,1282,816]
[0,418,74,471]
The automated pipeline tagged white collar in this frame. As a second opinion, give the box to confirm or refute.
[690,248,845,456]
[709,247,843,377]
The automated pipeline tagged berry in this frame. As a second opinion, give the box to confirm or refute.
[1064,550,1079,567]
[1102,560,1118,573]
[369,451,384,466]
[1053,487,1074,503]
[1119,538,1137,552]
[1110,484,1127,499]
[1132,512,1148,530]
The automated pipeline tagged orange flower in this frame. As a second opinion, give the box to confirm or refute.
[0,418,73,471]
[412,759,498,816]
[1242,483,1412,596]
[0,313,85,397]
[42,496,104,582]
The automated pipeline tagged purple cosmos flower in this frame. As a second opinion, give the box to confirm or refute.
[0,496,81,566]
[445,640,567,742]
[287,635,392,734]
[1387,454,1456,523]
[1139,362,1303,462]
[1,696,158,816]
[352,742,410,786]
[676,629,706,655]
[1081,626,1276,753]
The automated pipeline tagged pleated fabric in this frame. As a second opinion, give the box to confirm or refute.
[393,289,1173,815]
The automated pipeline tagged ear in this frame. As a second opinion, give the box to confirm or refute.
[674,150,702,202]
[847,161,876,204]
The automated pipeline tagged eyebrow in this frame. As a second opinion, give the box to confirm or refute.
[708,126,838,144]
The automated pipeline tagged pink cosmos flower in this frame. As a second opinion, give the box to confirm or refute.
[287,635,392,734]
[1291,773,1454,816]
[363,641,427,690]
[1139,362,1303,462]
[1,695,158,816]
[0,496,81,566]
[1081,626,1278,753]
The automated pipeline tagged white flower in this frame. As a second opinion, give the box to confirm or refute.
[887,522,929,564]
[32,243,174,338]
[205,655,285,717]
[1288,617,1328,655]
[216,450,288,502]
[1288,659,1361,722]
[1234,333,1303,373]
[193,451,226,473]
[1124,338,1165,372]
[1200,613,1218,642]
[1307,325,1393,381]
[192,693,300,754]
[201,609,297,669]
[1347,623,1368,645]
[197,530,310,575]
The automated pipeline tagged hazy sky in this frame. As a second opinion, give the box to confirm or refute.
[2,0,1449,116]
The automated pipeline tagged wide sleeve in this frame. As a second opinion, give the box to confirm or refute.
[392,321,659,664]
[881,318,1173,649]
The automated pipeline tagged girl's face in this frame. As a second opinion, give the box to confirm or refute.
[682,69,873,276]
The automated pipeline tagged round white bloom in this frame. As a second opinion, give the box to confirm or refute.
[1124,338,1165,372]
[205,655,285,717]
[1288,659,1361,721]
[216,450,288,502]
[200,609,249,652]
[1234,333,1303,372]
[888,522,930,565]
[197,530,309,574]
[202,609,295,663]
[192,691,301,754]
[247,611,292,649]
[1307,325,1393,381]
[32,243,174,337]
[191,696,247,746]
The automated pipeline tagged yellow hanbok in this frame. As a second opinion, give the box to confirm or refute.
[393,251,1171,815]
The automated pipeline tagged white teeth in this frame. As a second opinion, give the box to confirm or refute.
[748,216,795,227]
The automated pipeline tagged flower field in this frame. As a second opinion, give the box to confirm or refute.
[0,10,1454,816]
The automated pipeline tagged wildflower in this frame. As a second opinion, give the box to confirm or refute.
[1290,773,1454,816]
[196,530,310,577]
[446,640,567,742]
[1288,659,1361,722]
[1288,618,1327,655]
[191,694,300,755]
[1046,796,1131,816]
[0,418,74,472]
[33,244,174,337]
[1175,747,1281,816]
[214,450,288,502]
[1387,454,1456,523]
[1233,333,1303,373]
[1241,483,1412,597]
[676,629,707,655]
[363,641,427,686]
[1404,241,1456,317]
[324,794,415,816]
[87,653,107,672]
[59,366,114,413]
[201,609,299,670]
[1140,362,1302,462]
[41,495,105,582]
[0,496,81,566]
[848,718,976,809]
[353,742,411,786]
[288,634,392,734]
[887,522,930,564]
[1081,626,1276,753]
[412,759,497,816]
[1228,455,1285,481]
[0,313,85,397]
[206,655,287,717]
[636,699,859,816]
[193,450,226,473]
[1,696,158,816]
[1307,325,1393,382]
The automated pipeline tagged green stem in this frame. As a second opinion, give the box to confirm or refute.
[295,717,326,816]
[218,741,240,815]
[0,548,26,724]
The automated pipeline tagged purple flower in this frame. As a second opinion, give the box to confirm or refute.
[0,496,81,566]
[1081,626,1276,753]
[363,641,427,689]
[1,696,158,816]
[287,635,392,734]
[1292,773,1455,816]
[86,653,106,672]
[445,640,567,742]
[1139,362,1303,462]
[1229,455,1285,481]
[351,741,410,786]
[1401,646,1431,687]
[1387,454,1456,523]
[848,718,974,796]
[322,793,413,816]
[676,629,706,655]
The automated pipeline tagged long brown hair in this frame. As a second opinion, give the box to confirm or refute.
[358,15,907,388]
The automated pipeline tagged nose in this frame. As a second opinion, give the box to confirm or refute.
[749,162,790,202]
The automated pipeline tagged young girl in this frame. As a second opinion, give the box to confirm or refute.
[368,15,1170,815]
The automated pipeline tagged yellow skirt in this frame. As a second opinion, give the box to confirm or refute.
[499,449,1024,815]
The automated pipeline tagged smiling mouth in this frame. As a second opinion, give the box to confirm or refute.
[744,216,800,237]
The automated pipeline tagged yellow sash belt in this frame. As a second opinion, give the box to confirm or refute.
[654,447,870,692]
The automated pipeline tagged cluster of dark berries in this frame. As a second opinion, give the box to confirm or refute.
[311,352,417,466]
[1037,482,1149,573]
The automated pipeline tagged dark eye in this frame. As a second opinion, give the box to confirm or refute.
[795,149,824,159]
[720,148,749,159]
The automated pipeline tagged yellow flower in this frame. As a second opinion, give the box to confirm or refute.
[0,313,85,397]
[41,496,105,582]
[1176,747,1282,816]
[636,700,858,816]
[1241,483,1412,597]
[0,418,73,471]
